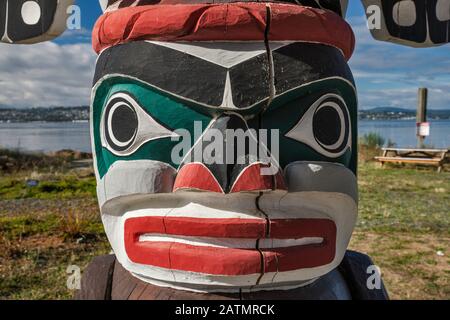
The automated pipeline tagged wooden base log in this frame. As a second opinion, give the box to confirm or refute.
[75,251,389,300]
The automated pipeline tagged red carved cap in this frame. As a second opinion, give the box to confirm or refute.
[92,2,355,60]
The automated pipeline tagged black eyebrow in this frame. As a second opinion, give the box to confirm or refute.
[94,42,354,110]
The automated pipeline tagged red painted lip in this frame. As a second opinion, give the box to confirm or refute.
[124,217,336,276]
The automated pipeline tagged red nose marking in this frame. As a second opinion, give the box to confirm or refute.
[230,163,287,193]
[174,163,287,194]
[173,163,223,193]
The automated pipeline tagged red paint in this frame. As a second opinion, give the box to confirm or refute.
[124,216,336,275]
[125,216,267,239]
[169,243,263,275]
[266,219,336,271]
[230,163,287,193]
[173,163,223,193]
[174,162,287,194]
[92,3,355,60]
[269,219,336,239]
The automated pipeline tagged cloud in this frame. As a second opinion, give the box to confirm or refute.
[0,13,448,111]
[55,27,93,44]
[0,41,96,108]
[347,15,450,110]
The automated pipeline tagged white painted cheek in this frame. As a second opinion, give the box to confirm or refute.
[393,0,417,27]
[21,1,41,25]
[436,0,450,21]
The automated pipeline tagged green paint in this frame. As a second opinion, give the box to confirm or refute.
[263,79,358,173]
[92,77,212,178]
[92,76,358,178]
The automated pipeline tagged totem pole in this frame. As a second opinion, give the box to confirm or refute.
[1,0,448,300]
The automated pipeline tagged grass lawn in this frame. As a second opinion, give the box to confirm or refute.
[0,162,448,299]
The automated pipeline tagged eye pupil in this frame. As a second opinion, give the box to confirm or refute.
[313,106,341,146]
[111,104,138,143]
[104,96,139,152]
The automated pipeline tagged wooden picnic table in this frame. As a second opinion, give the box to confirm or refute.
[375,148,449,172]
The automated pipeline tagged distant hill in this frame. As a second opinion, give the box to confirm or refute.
[0,106,449,122]
[0,106,89,122]
[365,107,411,113]
[359,107,450,120]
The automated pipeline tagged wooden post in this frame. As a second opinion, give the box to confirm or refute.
[417,88,428,148]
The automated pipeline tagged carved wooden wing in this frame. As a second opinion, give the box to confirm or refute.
[0,0,74,44]
[362,0,450,47]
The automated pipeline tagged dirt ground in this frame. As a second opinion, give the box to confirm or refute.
[0,163,449,299]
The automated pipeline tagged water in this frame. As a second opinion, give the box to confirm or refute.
[0,120,448,153]
[0,122,91,153]
[358,120,450,149]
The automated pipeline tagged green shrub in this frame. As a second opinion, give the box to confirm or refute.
[359,132,386,149]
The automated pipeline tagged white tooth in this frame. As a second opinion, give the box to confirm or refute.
[139,234,257,249]
[259,238,324,248]
[138,234,324,249]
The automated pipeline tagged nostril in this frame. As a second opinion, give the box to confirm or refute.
[173,163,224,193]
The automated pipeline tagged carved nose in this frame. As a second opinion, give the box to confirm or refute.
[173,114,286,194]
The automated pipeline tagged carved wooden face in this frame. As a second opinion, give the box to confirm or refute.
[89,0,362,292]
[0,0,446,294]
[91,39,358,291]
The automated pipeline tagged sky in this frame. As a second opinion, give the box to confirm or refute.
[0,0,449,110]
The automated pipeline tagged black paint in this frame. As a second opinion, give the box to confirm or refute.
[273,42,354,95]
[381,0,427,44]
[427,0,450,44]
[7,0,57,42]
[104,95,139,152]
[0,0,6,39]
[94,42,354,111]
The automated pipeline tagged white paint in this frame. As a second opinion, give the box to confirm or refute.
[285,93,352,158]
[285,161,358,202]
[149,41,291,68]
[101,92,180,156]
[21,1,41,25]
[392,0,417,27]
[99,0,109,12]
[308,164,323,173]
[101,192,262,219]
[219,72,238,109]
[259,192,357,284]
[102,160,176,204]
[131,272,315,293]
[436,0,450,21]
[1,0,11,43]
[100,189,356,290]
[139,234,323,249]
[94,73,356,112]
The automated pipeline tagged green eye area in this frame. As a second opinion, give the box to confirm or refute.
[92,77,357,178]
[92,77,212,178]
[262,79,357,173]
